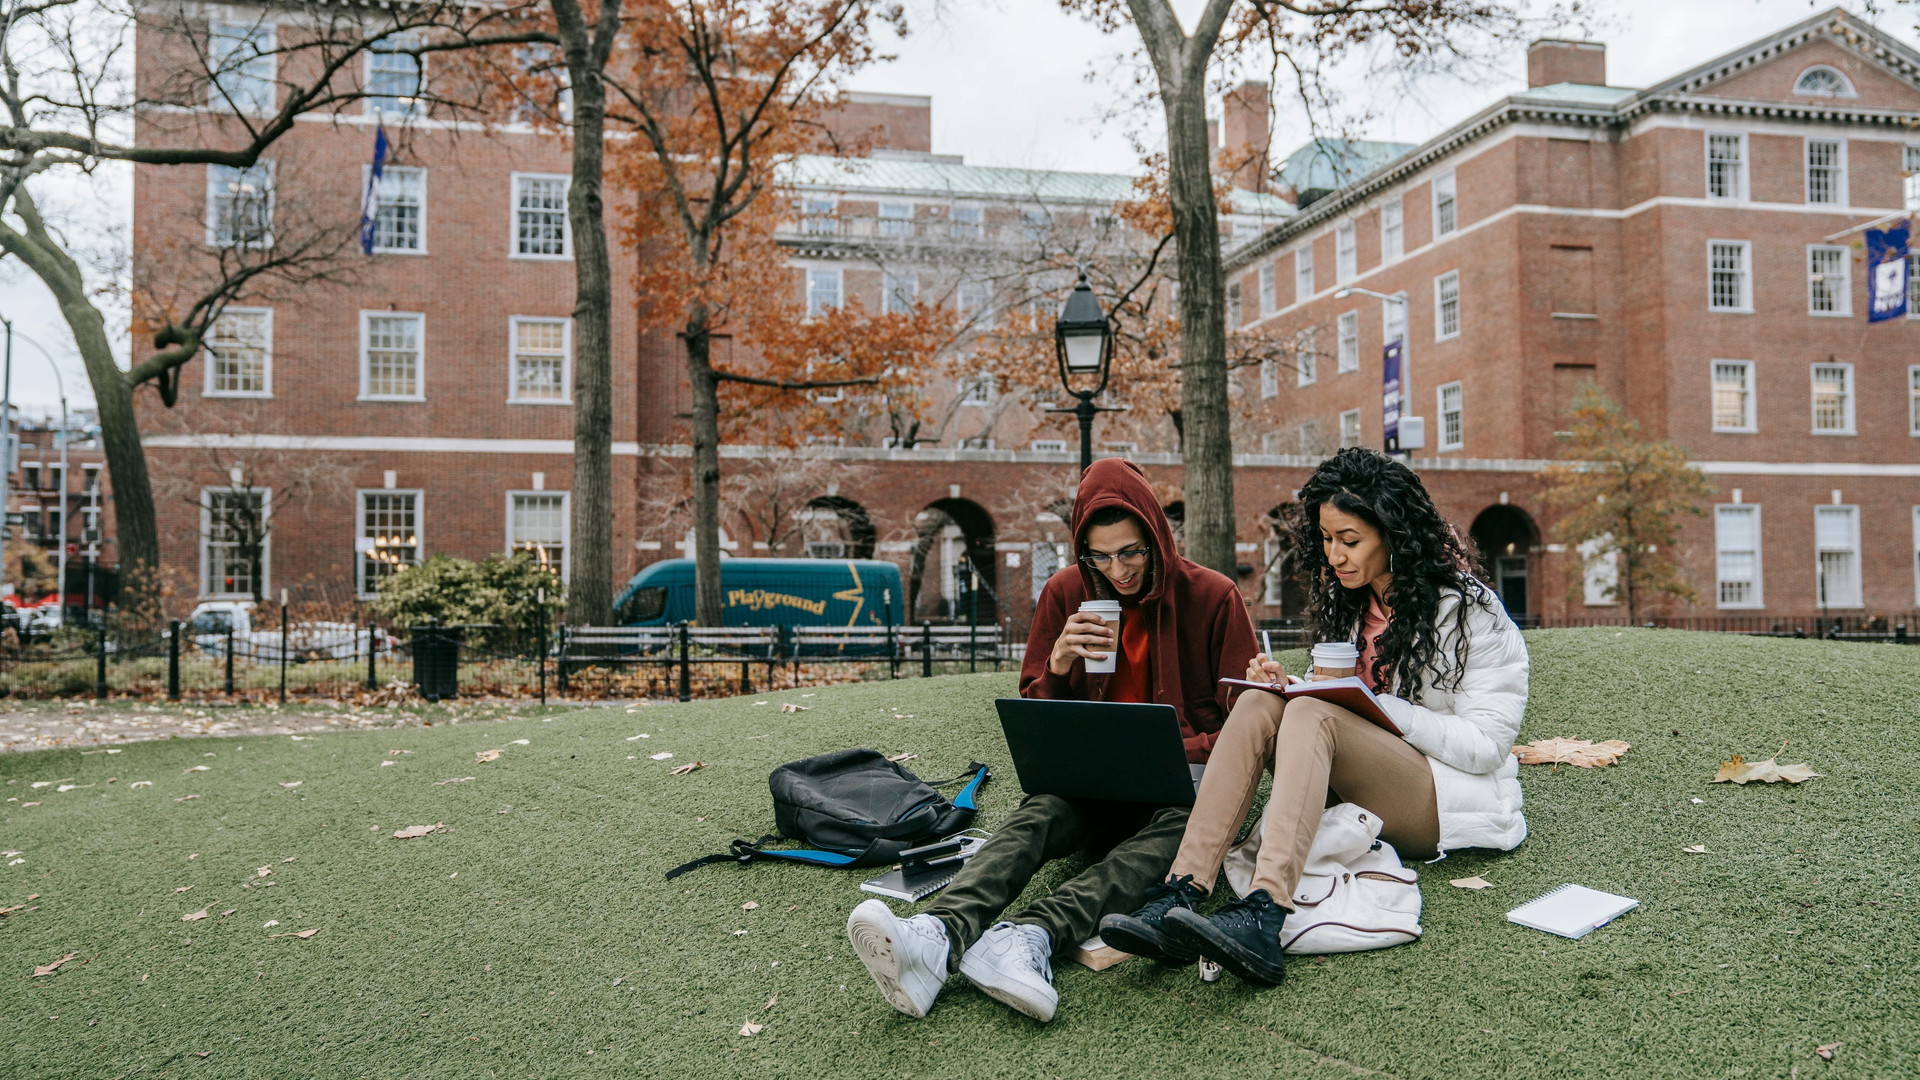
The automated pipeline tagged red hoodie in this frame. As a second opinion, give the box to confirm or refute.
[1019,459,1259,763]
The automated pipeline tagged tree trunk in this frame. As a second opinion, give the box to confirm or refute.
[0,188,162,614]
[685,303,725,626]
[554,0,619,627]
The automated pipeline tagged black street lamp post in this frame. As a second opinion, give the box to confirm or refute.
[1048,273,1121,475]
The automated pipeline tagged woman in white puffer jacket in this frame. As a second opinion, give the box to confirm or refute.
[1100,447,1528,985]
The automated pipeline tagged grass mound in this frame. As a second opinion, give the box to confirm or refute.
[2,629,1916,1079]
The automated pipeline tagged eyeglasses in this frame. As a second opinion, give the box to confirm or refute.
[1081,547,1151,569]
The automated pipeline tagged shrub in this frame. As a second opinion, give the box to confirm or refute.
[369,554,565,650]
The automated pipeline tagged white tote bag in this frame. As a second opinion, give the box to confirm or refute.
[1221,802,1423,954]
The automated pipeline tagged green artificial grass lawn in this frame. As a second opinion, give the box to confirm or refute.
[2,629,1917,1080]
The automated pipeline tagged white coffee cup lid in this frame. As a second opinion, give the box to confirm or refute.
[1079,599,1122,612]
[1312,641,1359,662]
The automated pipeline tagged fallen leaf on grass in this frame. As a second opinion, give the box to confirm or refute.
[1449,876,1495,890]
[255,867,272,878]
[738,1020,764,1037]
[1713,754,1821,785]
[475,750,502,763]
[885,753,918,763]
[380,761,397,767]
[625,734,651,741]
[732,929,748,937]
[20,802,40,808]
[0,904,27,917]
[32,952,78,977]
[742,902,759,911]
[278,782,303,789]
[1682,844,1710,854]
[220,910,236,918]
[173,886,193,894]
[392,824,446,839]
[182,910,209,922]
[669,762,705,776]
[1814,1042,1841,1061]
[649,752,673,761]
[763,993,778,1011]
[433,777,476,786]
[270,928,320,940]
[1514,737,1631,768]
[184,766,211,773]
[780,703,810,714]
[173,794,201,802]
[263,921,279,929]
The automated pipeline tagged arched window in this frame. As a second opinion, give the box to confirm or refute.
[1794,66,1854,97]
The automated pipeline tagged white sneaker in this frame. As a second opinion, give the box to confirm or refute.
[958,922,1058,1022]
[846,899,949,1018]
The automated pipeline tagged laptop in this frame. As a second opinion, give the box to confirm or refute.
[993,698,1203,806]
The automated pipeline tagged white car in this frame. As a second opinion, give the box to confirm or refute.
[184,601,396,661]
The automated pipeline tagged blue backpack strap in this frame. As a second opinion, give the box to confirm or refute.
[952,762,991,811]
[664,834,863,879]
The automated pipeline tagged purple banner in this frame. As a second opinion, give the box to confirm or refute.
[1866,222,1910,323]
[1382,340,1403,453]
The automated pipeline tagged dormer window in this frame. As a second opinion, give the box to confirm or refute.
[1793,66,1854,97]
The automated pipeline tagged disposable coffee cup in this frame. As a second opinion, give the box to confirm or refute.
[1310,641,1359,681]
[1079,600,1123,674]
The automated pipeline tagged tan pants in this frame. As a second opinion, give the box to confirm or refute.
[1171,691,1440,901]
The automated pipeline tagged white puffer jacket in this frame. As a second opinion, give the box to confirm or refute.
[1374,584,1529,852]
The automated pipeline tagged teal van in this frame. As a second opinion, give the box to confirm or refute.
[614,558,905,630]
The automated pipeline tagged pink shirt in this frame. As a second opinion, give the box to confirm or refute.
[1355,593,1391,692]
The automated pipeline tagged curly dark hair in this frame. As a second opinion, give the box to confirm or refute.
[1288,447,1491,701]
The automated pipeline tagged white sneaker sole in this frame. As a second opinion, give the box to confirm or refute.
[847,900,934,1018]
[958,951,1058,1023]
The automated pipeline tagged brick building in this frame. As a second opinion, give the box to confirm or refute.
[1224,7,1920,623]
[2,411,113,608]
[131,4,1919,633]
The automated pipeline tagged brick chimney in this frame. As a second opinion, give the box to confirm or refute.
[1216,80,1271,194]
[1527,39,1606,88]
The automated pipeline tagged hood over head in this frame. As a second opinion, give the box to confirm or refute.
[1070,458,1179,604]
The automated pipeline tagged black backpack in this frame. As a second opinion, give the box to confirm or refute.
[665,749,990,878]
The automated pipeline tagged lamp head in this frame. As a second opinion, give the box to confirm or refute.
[1054,272,1112,384]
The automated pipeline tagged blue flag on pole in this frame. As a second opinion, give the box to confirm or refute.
[1865,222,1910,323]
[359,122,390,255]
[1381,340,1403,453]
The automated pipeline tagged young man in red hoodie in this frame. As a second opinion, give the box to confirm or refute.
[847,458,1258,1022]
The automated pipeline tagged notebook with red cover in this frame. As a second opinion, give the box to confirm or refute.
[1217,675,1406,736]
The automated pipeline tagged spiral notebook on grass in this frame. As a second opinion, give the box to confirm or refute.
[858,836,986,902]
[1506,884,1639,939]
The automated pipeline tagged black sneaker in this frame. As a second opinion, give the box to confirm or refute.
[1163,889,1289,985]
[1099,874,1206,964]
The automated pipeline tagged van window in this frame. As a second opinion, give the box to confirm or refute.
[191,610,234,635]
[623,586,667,623]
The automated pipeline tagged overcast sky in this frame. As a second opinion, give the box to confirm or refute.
[2,0,1913,413]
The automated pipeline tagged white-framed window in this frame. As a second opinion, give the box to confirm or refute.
[949,204,983,240]
[1383,291,1408,346]
[1794,65,1855,97]
[799,196,838,236]
[1258,263,1276,316]
[1263,534,1287,606]
[956,279,991,320]
[1437,381,1463,450]
[208,21,275,114]
[1227,282,1243,328]
[201,487,268,598]
[1909,365,1920,435]
[507,491,569,577]
[1811,362,1854,434]
[1708,241,1752,312]
[1296,329,1317,386]
[205,162,273,248]
[1578,536,1620,607]
[509,316,570,403]
[1807,245,1851,315]
[1294,245,1314,301]
[1432,170,1457,237]
[1714,504,1762,608]
[1029,440,1068,453]
[365,165,425,254]
[1805,139,1846,206]
[1706,132,1747,201]
[883,269,916,315]
[1905,145,1920,212]
[1338,409,1362,448]
[877,201,913,238]
[1815,504,1861,608]
[360,311,424,400]
[204,307,272,397]
[357,490,421,597]
[365,34,423,117]
[1020,207,1050,242]
[1710,360,1755,432]
[510,173,570,258]
[959,373,995,406]
[1434,270,1461,340]
[1259,358,1279,399]
[1336,311,1359,372]
[1381,197,1404,262]
[805,268,842,316]
[1335,221,1357,283]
